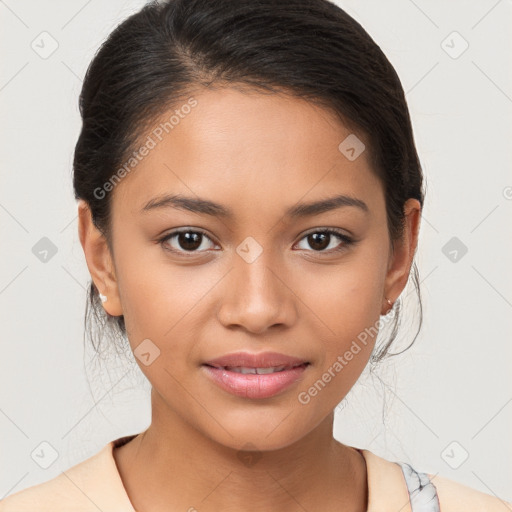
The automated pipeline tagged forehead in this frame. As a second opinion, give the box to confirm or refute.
[110,87,383,223]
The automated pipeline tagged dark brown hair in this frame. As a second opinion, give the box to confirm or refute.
[73,0,425,366]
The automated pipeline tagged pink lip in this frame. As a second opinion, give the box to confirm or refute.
[201,364,309,399]
[201,351,311,399]
[203,351,309,369]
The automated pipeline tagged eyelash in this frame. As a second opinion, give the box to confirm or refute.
[157,228,355,257]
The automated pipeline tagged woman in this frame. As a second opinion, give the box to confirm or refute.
[1,0,509,510]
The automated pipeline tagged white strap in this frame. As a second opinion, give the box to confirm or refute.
[396,462,440,512]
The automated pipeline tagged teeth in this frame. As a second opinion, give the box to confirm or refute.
[225,365,288,374]
[256,367,282,374]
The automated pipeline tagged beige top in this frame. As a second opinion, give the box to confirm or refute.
[0,434,509,511]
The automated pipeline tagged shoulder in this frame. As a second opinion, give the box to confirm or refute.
[426,472,512,512]
[359,448,511,512]
[0,471,82,512]
[0,441,132,512]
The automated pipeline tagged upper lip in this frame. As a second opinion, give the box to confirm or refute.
[203,351,310,369]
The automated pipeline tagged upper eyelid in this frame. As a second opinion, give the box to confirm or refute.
[300,227,350,237]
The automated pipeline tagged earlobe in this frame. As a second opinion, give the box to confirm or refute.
[77,200,123,316]
[382,199,421,314]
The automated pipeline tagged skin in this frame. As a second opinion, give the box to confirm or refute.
[78,86,421,512]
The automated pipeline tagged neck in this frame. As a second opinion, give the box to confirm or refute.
[113,390,368,512]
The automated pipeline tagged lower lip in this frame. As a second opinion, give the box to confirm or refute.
[201,364,309,399]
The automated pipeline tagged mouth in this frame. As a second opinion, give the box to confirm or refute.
[201,362,311,399]
[203,362,309,374]
[202,350,310,369]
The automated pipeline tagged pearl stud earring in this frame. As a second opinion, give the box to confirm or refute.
[384,297,394,315]
[99,293,108,303]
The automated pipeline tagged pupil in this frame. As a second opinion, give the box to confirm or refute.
[308,233,329,251]
[179,232,201,251]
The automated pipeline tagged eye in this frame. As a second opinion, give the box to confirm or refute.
[158,228,218,255]
[158,227,354,256]
[295,229,354,253]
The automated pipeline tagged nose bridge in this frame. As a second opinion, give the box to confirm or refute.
[217,240,295,332]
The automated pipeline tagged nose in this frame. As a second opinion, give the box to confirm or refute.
[217,252,297,334]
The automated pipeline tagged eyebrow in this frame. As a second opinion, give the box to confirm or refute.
[140,193,369,219]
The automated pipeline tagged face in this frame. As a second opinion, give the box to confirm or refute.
[79,86,420,451]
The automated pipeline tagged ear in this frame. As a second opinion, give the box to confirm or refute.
[77,200,123,317]
[382,198,422,314]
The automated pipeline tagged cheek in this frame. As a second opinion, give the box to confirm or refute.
[113,240,220,367]
[111,235,176,346]
[304,253,385,334]
[302,244,388,384]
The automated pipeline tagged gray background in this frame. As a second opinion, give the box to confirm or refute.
[1,0,511,504]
